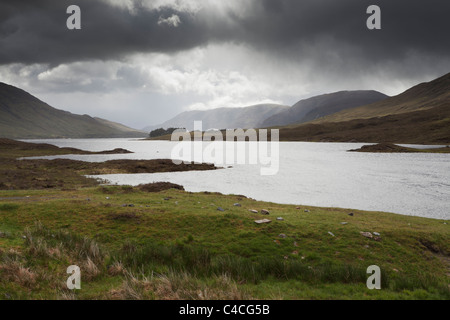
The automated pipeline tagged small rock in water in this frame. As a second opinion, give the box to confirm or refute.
[217,207,225,212]
[255,219,271,224]
[261,209,270,215]
[328,231,335,237]
[279,234,287,238]
[276,217,284,221]
[233,203,241,207]
[249,209,259,214]
[360,232,373,239]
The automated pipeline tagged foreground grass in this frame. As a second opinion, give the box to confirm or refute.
[0,186,448,300]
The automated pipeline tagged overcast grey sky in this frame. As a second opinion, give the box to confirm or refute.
[0,0,449,129]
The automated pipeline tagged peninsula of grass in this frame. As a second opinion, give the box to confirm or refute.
[0,139,448,300]
[0,139,216,190]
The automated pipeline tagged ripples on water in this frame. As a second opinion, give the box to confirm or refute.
[22,139,450,220]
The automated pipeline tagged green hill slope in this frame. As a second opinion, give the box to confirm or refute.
[261,90,388,127]
[278,105,450,144]
[274,73,450,144]
[0,82,146,139]
[314,72,450,123]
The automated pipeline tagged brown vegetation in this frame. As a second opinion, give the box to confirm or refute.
[0,139,216,190]
[349,143,450,153]
[137,182,185,193]
[277,105,450,144]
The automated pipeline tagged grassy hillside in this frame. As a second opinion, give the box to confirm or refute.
[314,72,450,123]
[147,104,450,144]
[277,104,450,144]
[0,82,146,139]
[94,117,147,136]
[261,91,388,127]
[0,187,448,300]
[266,73,450,144]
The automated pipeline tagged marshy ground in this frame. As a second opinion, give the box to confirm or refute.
[0,139,448,300]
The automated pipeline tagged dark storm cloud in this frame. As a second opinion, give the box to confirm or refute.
[243,0,450,61]
[0,0,221,65]
[0,0,449,66]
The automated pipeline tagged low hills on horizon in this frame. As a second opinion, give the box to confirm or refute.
[145,90,389,132]
[1,72,449,144]
[144,103,291,132]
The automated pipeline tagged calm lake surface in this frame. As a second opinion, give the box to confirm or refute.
[23,139,450,220]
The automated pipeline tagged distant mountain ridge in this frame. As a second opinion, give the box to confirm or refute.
[147,91,388,132]
[261,90,389,128]
[276,72,450,144]
[314,72,450,123]
[0,82,146,139]
[147,104,290,131]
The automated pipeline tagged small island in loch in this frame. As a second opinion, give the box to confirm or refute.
[349,143,450,153]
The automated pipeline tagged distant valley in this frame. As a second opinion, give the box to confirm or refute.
[146,72,450,145]
[146,91,389,132]
[144,104,290,132]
